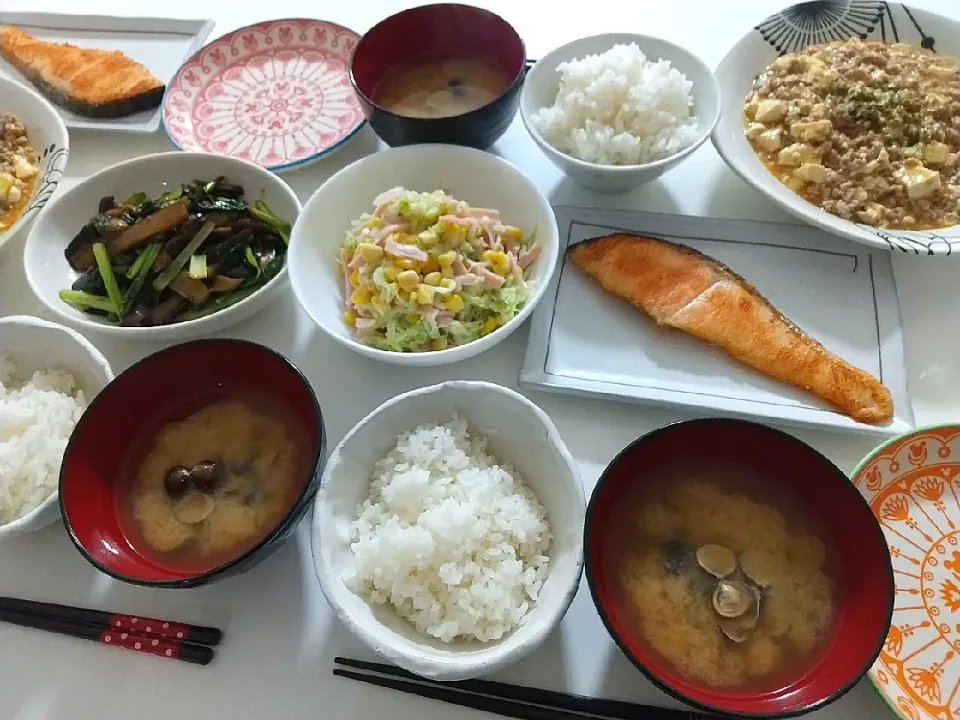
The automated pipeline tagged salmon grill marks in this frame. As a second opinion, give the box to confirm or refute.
[0,26,165,119]
[568,233,894,424]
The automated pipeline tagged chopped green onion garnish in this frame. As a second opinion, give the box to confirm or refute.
[153,221,215,291]
[188,254,208,280]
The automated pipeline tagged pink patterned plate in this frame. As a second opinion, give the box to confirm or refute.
[853,425,960,720]
[162,19,365,172]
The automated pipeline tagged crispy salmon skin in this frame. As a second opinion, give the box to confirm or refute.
[568,233,894,424]
[0,26,164,118]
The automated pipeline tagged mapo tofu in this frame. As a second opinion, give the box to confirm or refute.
[744,38,960,230]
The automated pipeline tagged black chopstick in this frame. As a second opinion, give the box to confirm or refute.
[0,596,222,646]
[335,668,586,720]
[334,657,717,720]
[1,608,214,665]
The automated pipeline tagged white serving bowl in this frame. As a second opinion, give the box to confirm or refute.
[23,152,302,340]
[520,33,720,193]
[313,381,585,681]
[288,144,560,367]
[713,1,960,254]
[0,76,70,249]
[0,315,113,541]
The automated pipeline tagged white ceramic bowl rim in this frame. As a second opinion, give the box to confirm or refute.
[24,150,301,337]
[521,32,722,172]
[288,143,561,367]
[313,380,585,679]
[0,315,114,538]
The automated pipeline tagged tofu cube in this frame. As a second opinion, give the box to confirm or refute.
[794,163,827,184]
[12,156,37,180]
[789,119,832,143]
[777,143,817,167]
[896,160,941,199]
[923,142,950,165]
[745,122,767,140]
[755,128,783,152]
[755,98,786,123]
[0,173,11,206]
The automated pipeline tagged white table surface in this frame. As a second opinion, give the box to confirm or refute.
[1,1,957,718]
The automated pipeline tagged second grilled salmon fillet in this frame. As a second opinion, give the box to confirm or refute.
[568,233,893,424]
[0,26,164,118]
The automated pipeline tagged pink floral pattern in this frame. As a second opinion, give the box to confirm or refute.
[163,19,364,170]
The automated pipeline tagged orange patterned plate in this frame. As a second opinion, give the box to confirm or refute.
[853,425,960,720]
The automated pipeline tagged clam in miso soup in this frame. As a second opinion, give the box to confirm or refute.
[602,464,839,692]
[372,57,513,119]
[116,388,312,574]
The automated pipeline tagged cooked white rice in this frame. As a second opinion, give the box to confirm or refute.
[344,416,552,643]
[0,355,86,526]
[530,42,700,166]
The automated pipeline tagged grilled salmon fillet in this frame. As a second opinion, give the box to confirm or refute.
[568,233,894,424]
[0,26,164,118]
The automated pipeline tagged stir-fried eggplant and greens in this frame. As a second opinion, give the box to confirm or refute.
[60,177,290,326]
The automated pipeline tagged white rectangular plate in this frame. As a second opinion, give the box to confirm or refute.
[0,12,215,134]
[521,206,914,437]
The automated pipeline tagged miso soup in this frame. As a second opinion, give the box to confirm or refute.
[601,460,840,692]
[372,57,512,119]
[116,386,312,574]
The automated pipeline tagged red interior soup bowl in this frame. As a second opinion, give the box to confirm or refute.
[59,339,325,588]
[350,3,526,149]
[584,419,893,718]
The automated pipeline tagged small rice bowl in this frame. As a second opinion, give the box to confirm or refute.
[530,43,700,166]
[0,355,86,526]
[343,416,552,643]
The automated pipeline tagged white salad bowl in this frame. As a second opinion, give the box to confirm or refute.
[0,315,113,541]
[23,151,301,340]
[0,76,69,250]
[713,1,960,254]
[520,33,720,193]
[288,144,560,366]
[312,381,585,681]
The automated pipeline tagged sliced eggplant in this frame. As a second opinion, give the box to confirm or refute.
[65,224,99,271]
[210,274,244,292]
[149,295,189,325]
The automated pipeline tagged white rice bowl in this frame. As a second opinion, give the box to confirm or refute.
[529,42,700,166]
[313,381,585,681]
[344,416,552,644]
[0,355,86,526]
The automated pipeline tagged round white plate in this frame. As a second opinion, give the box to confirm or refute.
[713,1,960,255]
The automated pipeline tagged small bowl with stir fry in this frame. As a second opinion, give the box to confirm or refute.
[23,152,300,339]
[289,144,559,366]
[0,76,69,248]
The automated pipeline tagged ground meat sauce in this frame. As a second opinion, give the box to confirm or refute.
[744,38,960,230]
[0,112,39,232]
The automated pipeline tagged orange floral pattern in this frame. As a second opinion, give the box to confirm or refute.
[854,426,960,720]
